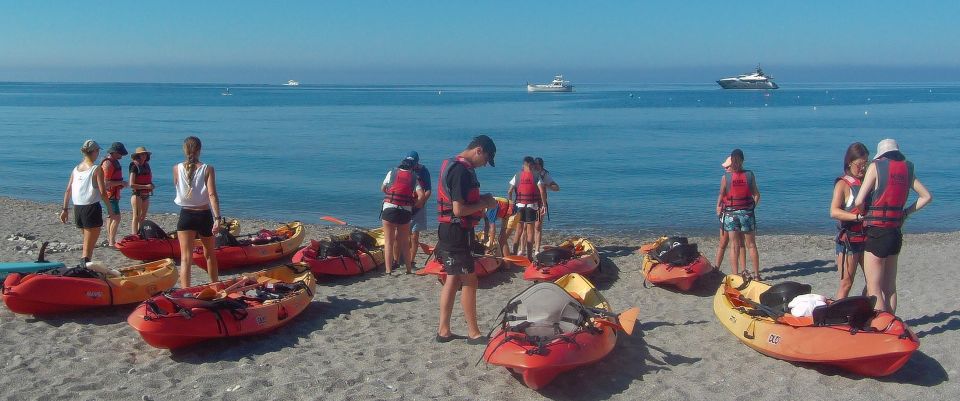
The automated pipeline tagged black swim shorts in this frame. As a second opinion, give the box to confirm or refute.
[381,207,412,225]
[74,203,104,229]
[517,207,539,223]
[864,227,903,258]
[177,208,214,237]
[435,249,474,275]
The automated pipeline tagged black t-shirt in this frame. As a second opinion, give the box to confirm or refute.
[436,161,479,252]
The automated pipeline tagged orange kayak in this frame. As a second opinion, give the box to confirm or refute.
[714,274,918,376]
[640,237,712,291]
[127,263,315,349]
[193,221,304,270]
[523,237,599,281]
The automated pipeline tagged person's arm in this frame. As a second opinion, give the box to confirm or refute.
[853,164,878,211]
[59,172,74,223]
[829,181,860,222]
[206,166,222,232]
[96,167,116,218]
[381,171,392,193]
[750,173,760,209]
[544,172,559,191]
[903,177,932,220]
[715,175,727,216]
[538,182,548,215]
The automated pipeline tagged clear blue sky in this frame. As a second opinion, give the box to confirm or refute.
[1,0,957,83]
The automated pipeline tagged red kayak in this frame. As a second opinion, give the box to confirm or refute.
[482,273,637,389]
[641,237,712,291]
[193,221,304,270]
[116,220,239,261]
[523,238,600,281]
[127,263,316,349]
[292,239,384,276]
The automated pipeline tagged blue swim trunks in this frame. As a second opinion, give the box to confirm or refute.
[722,209,755,232]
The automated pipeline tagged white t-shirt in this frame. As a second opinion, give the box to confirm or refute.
[174,163,210,207]
[71,164,100,206]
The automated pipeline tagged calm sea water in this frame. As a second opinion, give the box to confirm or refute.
[0,82,957,236]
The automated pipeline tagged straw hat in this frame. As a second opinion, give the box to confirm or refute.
[875,139,899,160]
[132,146,152,157]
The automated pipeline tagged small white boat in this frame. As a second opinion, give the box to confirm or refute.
[717,66,778,89]
[527,74,573,93]
[221,88,232,96]
[283,80,300,86]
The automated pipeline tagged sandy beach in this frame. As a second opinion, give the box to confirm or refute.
[0,195,956,400]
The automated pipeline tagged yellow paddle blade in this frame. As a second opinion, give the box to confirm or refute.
[617,307,640,335]
[501,255,531,265]
[320,216,347,225]
[196,287,217,300]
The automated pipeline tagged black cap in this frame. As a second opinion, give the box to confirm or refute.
[471,135,496,167]
[107,142,129,155]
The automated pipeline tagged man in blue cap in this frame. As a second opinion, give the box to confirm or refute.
[405,151,432,268]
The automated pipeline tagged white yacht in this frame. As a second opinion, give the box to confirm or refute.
[221,88,232,96]
[283,80,300,86]
[717,66,778,89]
[527,74,574,92]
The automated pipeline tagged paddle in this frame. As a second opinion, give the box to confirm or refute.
[320,216,347,225]
[419,242,529,265]
[588,306,640,335]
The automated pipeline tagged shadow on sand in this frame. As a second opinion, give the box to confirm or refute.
[906,310,960,339]
[760,259,834,281]
[24,303,140,327]
[168,296,417,363]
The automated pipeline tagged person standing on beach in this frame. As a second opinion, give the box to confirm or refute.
[714,156,745,271]
[381,154,423,274]
[854,139,932,313]
[829,142,870,299]
[59,140,114,263]
[508,156,548,259]
[101,142,129,246]
[716,149,761,279]
[128,146,155,235]
[532,157,558,257]
[173,136,222,287]
[407,151,432,269]
[435,135,498,344]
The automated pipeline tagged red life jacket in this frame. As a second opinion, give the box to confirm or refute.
[383,168,417,207]
[835,175,866,243]
[723,170,755,210]
[131,161,153,195]
[864,158,913,228]
[437,156,482,228]
[103,158,123,199]
[515,170,541,205]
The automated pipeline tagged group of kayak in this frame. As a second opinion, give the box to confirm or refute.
[0,218,919,389]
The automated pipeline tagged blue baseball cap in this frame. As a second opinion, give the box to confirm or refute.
[405,151,419,163]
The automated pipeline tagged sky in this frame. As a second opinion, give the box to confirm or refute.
[1,0,958,84]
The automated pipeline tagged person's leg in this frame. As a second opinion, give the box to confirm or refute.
[715,229,729,271]
[198,234,218,282]
[835,246,857,299]
[497,222,509,257]
[438,274,462,337]
[515,222,527,257]
[460,273,482,338]
[534,218,543,255]
[862,251,887,312]
[524,222,536,259]
[108,211,121,246]
[398,222,412,273]
[883,254,899,313]
[140,197,150,229]
[382,220,396,274]
[745,232,760,279]
[730,232,743,276]
[177,230,197,288]
[409,229,421,268]
[81,227,101,261]
[130,195,141,235]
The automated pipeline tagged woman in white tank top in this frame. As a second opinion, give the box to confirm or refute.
[59,140,113,263]
[173,136,223,288]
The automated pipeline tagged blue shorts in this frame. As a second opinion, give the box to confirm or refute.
[108,199,121,214]
[722,209,755,232]
[410,208,427,232]
[835,241,866,254]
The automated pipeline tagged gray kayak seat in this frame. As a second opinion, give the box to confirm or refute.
[505,282,588,338]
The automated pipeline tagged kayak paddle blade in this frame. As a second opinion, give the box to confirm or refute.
[617,307,640,335]
[320,216,347,225]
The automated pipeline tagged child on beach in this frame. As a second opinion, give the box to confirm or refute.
[829,142,870,299]
[128,146,155,236]
[381,154,424,274]
[508,156,548,259]
[59,140,115,263]
[173,136,222,287]
[854,139,932,313]
[482,196,514,257]
[407,151,432,270]
[716,149,761,279]
[435,135,498,344]
[714,156,745,272]
[101,142,129,246]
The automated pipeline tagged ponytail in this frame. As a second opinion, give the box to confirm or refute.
[183,136,202,188]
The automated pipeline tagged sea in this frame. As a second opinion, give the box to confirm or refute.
[0,81,957,237]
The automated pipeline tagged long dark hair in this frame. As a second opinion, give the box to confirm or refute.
[398,158,416,170]
[843,142,869,175]
[183,136,202,187]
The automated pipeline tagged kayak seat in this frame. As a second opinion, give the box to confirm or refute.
[760,281,812,313]
[812,295,877,330]
[505,282,587,339]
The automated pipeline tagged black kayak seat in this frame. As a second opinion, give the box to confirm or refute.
[759,281,812,312]
[812,295,877,329]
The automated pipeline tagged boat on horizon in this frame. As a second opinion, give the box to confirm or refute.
[717,65,778,89]
[283,80,300,86]
[527,74,574,93]
[221,88,232,96]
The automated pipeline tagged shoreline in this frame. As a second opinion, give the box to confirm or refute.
[1,195,957,400]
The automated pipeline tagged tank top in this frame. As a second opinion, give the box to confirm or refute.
[71,164,100,206]
[174,162,210,208]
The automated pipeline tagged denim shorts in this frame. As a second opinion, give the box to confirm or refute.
[410,208,427,232]
[835,241,866,254]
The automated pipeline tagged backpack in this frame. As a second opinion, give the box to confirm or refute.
[139,220,167,240]
[350,231,378,249]
[214,227,241,248]
[653,236,700,266]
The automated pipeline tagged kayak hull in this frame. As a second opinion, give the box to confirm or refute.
[193,222,305,270]
[523,238,599,281]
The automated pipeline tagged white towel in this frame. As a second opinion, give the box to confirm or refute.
[787,293,827,317]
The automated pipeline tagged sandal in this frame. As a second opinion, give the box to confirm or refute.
[436,333,465,343]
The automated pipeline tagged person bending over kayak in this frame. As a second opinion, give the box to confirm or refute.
[829,142,870,299]
[716,149,761,279]
[482,196,515,257]
[173,136,223,288]
[381,153,424,274]
[435,135,498,344]
[508,156,548,259]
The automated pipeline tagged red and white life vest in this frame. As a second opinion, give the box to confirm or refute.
[103,158,123,200]
[383,168,417,207]
[515,170,541,205]
[436,156,482,228]
[835,174,865,243]
[723,170,755,210]
[864,158,913,228]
